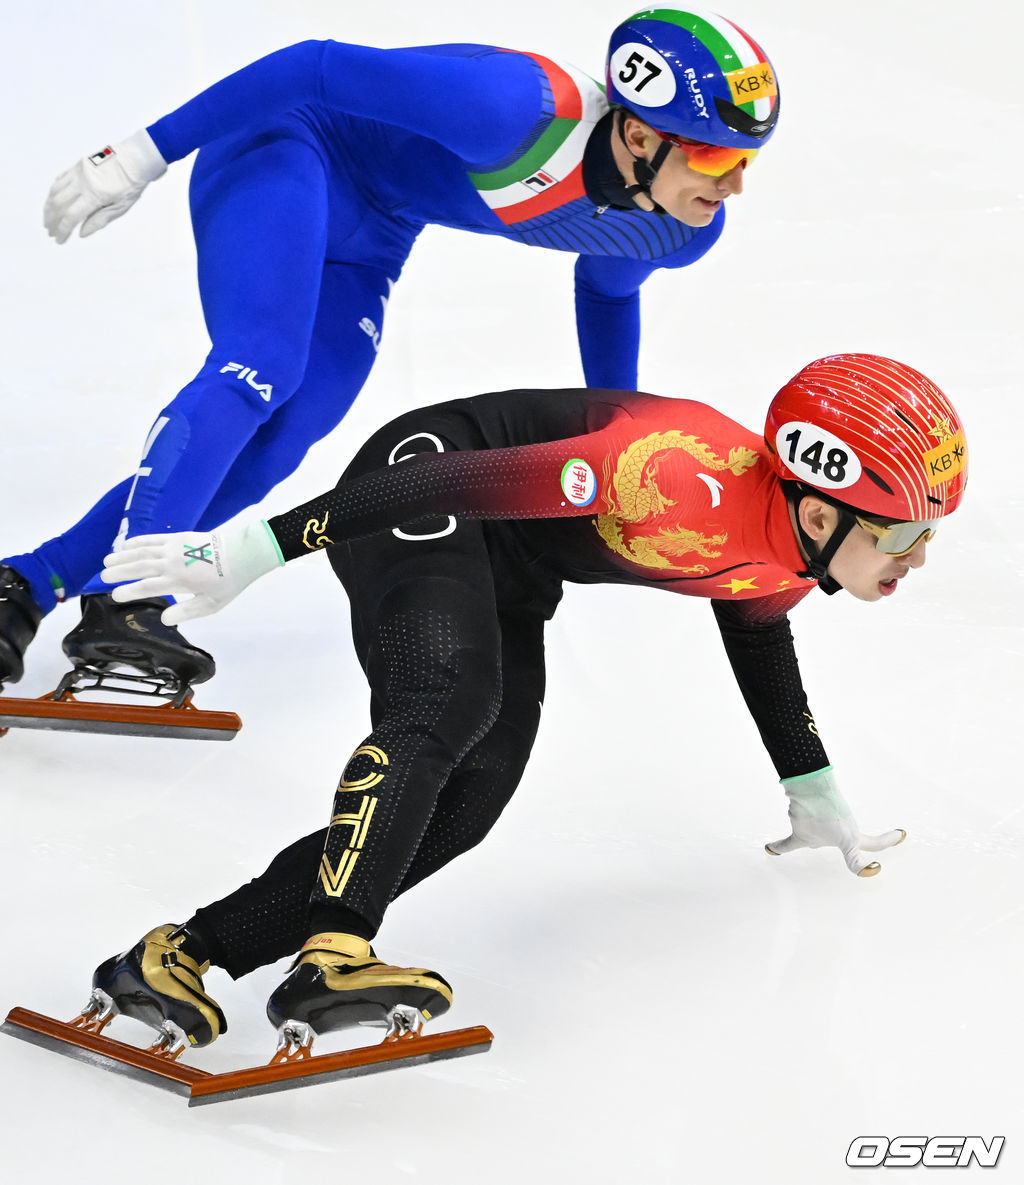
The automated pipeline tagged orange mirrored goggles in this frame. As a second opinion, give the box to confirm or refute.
[653,130,757,176]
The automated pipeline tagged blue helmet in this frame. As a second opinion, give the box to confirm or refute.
[606,8,779,149]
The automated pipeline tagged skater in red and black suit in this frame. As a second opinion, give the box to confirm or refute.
[81,355,968,1055]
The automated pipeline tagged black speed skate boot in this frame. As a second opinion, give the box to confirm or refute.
[61,593,215,690]
[82,924,227,1055]
[267,933,453,1056]
[0,565,43,689]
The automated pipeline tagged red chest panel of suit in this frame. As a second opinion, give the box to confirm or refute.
[578,397,809,599]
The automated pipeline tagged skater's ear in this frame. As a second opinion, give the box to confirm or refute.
[796,496,839,546]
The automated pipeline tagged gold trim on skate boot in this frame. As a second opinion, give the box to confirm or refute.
[298,933,373,959]
[295,933,453,1011]
[131,925,227,1044]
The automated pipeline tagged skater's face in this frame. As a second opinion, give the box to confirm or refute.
[617,117,746,226]
[796,497,930,602]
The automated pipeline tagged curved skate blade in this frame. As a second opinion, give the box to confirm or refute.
[188,1026,494,1106]
[2,1007,210,1096]
[0,694,241,740]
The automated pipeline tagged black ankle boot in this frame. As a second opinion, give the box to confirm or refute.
[92,923,227,1047]
[62,594,215,685]
[266,933,453,1036]
[0,566,44,687]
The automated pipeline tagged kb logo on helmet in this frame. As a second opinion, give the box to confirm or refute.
[725,63,778,104]
[921,430,967,488]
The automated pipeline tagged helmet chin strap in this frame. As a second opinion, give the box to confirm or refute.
[617,110,672,215]
[790,490,858,596]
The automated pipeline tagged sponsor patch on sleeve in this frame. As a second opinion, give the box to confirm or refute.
[561,458,597,507]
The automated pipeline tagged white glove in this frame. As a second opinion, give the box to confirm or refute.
[765,767,906,877]
[100,520,284,626]
[44,128,167,243]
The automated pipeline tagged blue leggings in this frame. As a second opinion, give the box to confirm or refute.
[6,134,415,612]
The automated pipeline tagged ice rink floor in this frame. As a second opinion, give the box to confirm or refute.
[1,2,1020,1182]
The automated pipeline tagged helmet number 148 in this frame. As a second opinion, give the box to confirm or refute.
[780,423,861,489]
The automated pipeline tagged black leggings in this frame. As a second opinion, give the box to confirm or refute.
[194,412,559,978]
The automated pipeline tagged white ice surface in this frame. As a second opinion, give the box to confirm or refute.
[1,2,1021,1182]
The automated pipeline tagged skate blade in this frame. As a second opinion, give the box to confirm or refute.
[187,1025,494,1106]
[4,1006,492,1104]
[0,693,241,740]
[2,1007,210,1096]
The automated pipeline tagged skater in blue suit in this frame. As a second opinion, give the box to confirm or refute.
[0,9,780,692]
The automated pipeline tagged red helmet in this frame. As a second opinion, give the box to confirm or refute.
[764,354,967,521]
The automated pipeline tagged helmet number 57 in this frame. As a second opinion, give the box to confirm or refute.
[618,52,663,92]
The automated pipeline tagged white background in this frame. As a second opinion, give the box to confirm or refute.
[1,2,1020,1181]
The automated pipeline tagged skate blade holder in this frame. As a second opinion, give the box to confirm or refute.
[71,989,190,1061]
[0,666,240,741]
[2,1005,493,1105]
[269,1004,425,1065]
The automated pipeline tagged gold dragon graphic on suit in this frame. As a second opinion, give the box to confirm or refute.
[594,431,759,572]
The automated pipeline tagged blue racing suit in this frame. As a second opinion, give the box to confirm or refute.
[7,40,725,611]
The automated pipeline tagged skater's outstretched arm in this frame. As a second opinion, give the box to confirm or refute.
[712,596,906,877]
[573,225,724,390]
[100,431,618,621]
[44,41,543,243]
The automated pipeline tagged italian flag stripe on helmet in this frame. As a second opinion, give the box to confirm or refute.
[628,8,775,120]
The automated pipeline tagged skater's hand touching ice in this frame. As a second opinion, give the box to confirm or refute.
[44,128,167,243]
[765,767,906,877]
[102,521,284,625]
